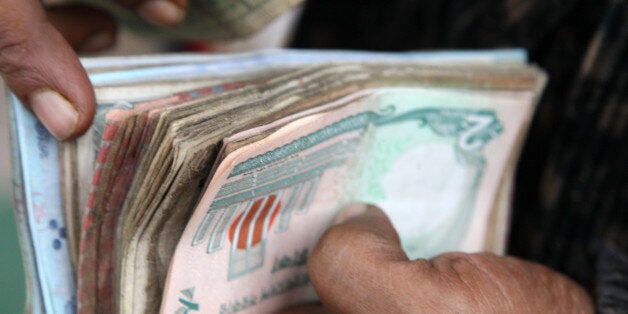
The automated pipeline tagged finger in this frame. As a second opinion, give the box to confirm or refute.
[117,0,187,27]
[417,252,595,312]
[0,0,95,140]
[307,204,409,313]
[46,5,117,53]
[309,204,593,312]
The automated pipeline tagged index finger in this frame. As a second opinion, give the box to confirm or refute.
[0,0,96,140]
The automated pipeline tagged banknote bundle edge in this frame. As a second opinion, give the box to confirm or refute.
[4,50,542,312]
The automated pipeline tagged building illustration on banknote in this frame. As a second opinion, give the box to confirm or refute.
[191,104,503,280]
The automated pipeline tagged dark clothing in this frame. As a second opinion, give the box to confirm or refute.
[292,1,628,311]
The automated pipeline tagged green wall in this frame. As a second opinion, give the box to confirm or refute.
[0,192,25,313]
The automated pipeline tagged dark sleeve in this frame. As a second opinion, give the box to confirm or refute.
[597,237,628,312]
[292,0,628,309]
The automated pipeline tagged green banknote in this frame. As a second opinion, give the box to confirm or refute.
[74,0,304,40]
[162,83,543,313]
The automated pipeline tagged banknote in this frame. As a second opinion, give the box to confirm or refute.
[160,83,543,312]
[78,48,529,216]
[78,48,526,210]
[62,49,529,314]
[8,94,45,314]
[118,62,543,313]
[6,48,546,314]
[78,78,268,314]
[10,96,76,314]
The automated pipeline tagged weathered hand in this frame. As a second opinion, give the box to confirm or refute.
[0,0,186,140]
[286,204,594,313]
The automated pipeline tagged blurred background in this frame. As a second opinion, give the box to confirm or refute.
[0,81,24,313]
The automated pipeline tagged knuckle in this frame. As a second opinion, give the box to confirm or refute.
[451,253,499,274]
[309,225,368,275]
[315,224,362,254]
[0,24,56,97]
[405,259,480,310]
[431,252,477,276]
[0,0,48,76]
[0,33,31,75]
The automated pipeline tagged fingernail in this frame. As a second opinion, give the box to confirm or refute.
[80,31,115,53]
[29,89,79,141]
[137,0,185,27]
[333,203,370,224]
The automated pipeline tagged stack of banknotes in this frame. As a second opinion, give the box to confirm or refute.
[8,49,546,313]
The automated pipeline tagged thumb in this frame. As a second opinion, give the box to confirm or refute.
[0,0,96,140]
[308,204,594,313]
[307,204,410,313]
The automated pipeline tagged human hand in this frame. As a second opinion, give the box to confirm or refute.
[286,204,594,313]
[0,0,186,140]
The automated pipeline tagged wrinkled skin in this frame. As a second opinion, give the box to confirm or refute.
[283,204,593,313]
[0,0,186,140]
